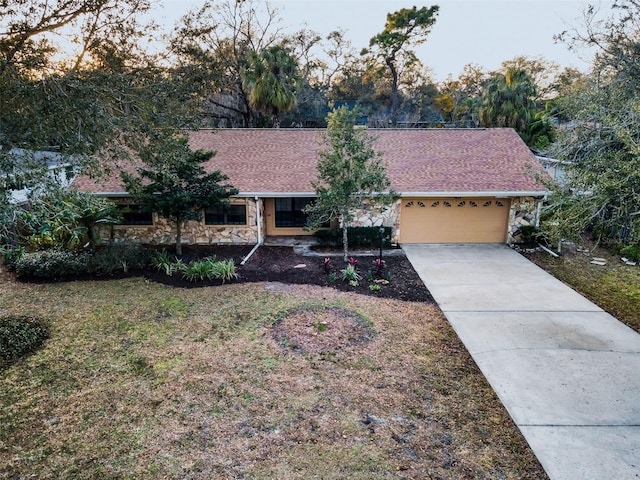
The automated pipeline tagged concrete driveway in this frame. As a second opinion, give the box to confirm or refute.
[403,244,640,480]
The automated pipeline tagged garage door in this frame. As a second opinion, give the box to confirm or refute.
[399,197,510,243]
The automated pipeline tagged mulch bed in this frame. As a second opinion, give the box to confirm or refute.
[146,245,434,303]
[9,245,433,303]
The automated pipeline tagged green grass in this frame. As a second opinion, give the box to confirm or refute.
[0,276,547,479]
[528,247,640,333]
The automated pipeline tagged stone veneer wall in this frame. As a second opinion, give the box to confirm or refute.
[508,196,541,244]
[100,196,540,246]
[349,199,402,244]
[101,198,259,246]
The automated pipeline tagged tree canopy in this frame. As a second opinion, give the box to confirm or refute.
[121,132,238,255]
[365,5,439,126]
[543,0,640,245]
[243,45,301,127]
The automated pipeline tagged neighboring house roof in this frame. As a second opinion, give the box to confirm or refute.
[71,128,548,197]
[3,149,75,204]
[535,154,570,187]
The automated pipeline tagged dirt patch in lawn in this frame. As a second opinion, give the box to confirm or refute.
[271,305,375,355]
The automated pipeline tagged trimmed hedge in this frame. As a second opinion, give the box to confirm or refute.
[314,226,392,249]
[15,250,90,278]
[0,315,50,369]
[14,244,150,279]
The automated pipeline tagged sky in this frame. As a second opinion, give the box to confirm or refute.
[159,0,612,82]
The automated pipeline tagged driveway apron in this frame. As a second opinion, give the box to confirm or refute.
[403,244,640,480]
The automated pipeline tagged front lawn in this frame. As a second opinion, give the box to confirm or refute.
[0,274,547,479]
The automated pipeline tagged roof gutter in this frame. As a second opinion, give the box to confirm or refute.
[93,190,549,199]
[399,191,549,198]
[92,191,319,198]
[93,192,131,197]
[235,192,316,198]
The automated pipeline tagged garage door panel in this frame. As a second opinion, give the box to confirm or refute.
[399,197,509,243]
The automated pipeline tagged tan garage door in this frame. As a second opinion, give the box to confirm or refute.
[399,197,510,243]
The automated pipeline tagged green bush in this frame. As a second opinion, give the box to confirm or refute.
[15,250,90,278]
[341,264,362,282]
[620,244,640,262]
[180,257,238,283]
[182,257,218,282]
[314,226,392,249]
[151,250,181,275]
[0,245,25,269]
[518,225,542,246]
[0,315,50,369]
[14,244,150,278]
[87,244,150,274]
[212,259,238,283]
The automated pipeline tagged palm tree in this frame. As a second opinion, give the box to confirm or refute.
[242,45,300,128]
[479,67,537,135]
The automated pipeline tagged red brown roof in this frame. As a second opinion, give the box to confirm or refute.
[71,128,548,196]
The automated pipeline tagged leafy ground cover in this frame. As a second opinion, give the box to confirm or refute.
[0,264,547,479]
[522,243,640,334]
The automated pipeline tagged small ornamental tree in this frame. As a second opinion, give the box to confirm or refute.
[121,132,238,255]
[305,106,396,261]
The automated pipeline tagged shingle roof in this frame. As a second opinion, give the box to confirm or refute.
[71,128,548,196]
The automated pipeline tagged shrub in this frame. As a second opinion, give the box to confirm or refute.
[323,257,332,273]
[87,244,150,274]
[212,259,238,283]
[182,257,218,282]
[621,244,640,262]
[15,250,90,278]
[0,315,50,369]
[373,258,385,274]
[519,225,542,246]
[14,244,150,278]
[151,250,182,276]
[0,245,24,269]
[341,264,362,282]
[180,257,238,283]
[314,226,392,249]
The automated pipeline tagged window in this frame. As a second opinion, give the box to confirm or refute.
[275,197,313,228]
[205,204,247,225]
[117,205,153,226]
